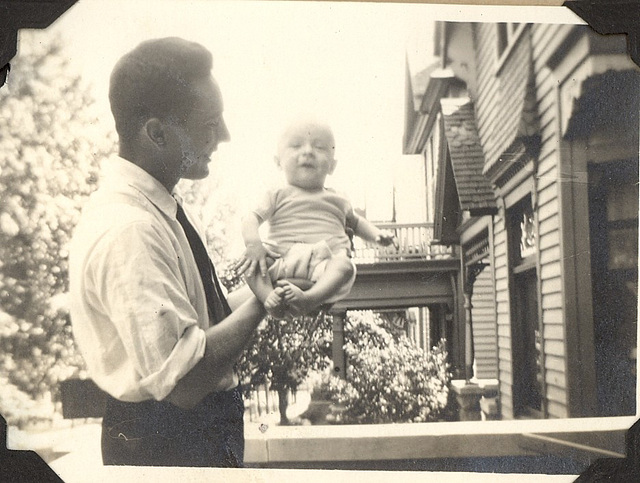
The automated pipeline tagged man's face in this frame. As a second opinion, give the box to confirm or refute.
[166,76,229,181]
[275,121,336,191]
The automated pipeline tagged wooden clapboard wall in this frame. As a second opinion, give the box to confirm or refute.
[471,262,498,379]
[471,23,577,419]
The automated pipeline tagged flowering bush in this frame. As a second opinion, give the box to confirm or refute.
[324,311,450,424]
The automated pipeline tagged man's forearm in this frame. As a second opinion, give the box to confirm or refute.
[165,296,265,409]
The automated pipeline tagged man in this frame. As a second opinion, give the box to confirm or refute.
[69,37,265,467]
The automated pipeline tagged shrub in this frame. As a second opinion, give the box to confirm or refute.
[323,311,450,424]
[0,374,56,429]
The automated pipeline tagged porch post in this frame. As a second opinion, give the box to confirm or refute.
[331,311,347,379]
[463,261,488,382]
[463,291,474,382]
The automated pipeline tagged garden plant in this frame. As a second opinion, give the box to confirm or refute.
[322,311,451,424]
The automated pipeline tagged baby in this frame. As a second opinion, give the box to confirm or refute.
[236,116,394,318]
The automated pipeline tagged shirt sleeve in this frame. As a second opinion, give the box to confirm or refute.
[87,220,206,401]
[343,197,359,231]
[252,188,278,222]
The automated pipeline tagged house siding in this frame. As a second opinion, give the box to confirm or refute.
[471,23,579,418]
[474,24,531,174]
[471,266,497,379]
[491,210,514,419]
[409,19,636,420]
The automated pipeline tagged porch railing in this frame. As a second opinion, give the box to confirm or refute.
[352,222,453,264]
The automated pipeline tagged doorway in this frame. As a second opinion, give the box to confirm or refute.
[589,160,638,417]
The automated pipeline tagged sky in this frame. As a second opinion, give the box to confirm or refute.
[41,0,429,218]
[28,0,582,251]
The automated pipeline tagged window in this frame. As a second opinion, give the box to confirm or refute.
[496,23,521,57]
[495,23,526,72]
[508,195,543,417]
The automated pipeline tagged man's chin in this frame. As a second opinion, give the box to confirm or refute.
[182,163,210,180]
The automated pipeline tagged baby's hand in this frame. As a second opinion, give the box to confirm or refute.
[235,243,279,277]
[376,233,397,248]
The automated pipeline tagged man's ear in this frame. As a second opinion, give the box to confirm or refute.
[144,118,166,148]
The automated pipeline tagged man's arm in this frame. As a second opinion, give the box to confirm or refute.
[165,295,266,409]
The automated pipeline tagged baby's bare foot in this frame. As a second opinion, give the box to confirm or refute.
[265,289,287,319]
[280,282,318,315]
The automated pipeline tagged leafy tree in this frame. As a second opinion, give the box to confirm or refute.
[220,268,333,424]
[236,312,333,424]
[0,31,115,414]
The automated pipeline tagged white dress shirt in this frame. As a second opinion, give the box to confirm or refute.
[69,156,235,402]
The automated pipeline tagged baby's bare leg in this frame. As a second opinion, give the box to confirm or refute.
[246,270,286,318]
[281,254,354,315]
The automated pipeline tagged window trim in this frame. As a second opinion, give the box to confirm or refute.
[495,23,528,76]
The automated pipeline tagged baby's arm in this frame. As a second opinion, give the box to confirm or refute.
[239,213,286,317]
[240,213,270,277]
[351,214,396,246]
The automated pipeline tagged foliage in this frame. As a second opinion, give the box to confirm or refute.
[0,31,115,407]
[221,268,333,422]
[235,311,333,396]
[323,311,451,424]
[175,175,238,267]
[0,374,57,429]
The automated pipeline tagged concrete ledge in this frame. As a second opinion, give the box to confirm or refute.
[45,417,630,480]
[244,417,632,464]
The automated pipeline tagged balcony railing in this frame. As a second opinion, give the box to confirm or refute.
[352,222,453,264]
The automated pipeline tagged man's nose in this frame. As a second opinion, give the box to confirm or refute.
[217,118,230,143]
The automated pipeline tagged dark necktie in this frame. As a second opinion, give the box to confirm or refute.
[175,203,231,325]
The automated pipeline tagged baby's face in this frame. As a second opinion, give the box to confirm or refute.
[276,122,336,191]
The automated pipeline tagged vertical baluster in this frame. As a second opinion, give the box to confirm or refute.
[421,225,427,256]
[413,225,417,258]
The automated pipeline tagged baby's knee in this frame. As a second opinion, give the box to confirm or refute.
[333,255,355,278]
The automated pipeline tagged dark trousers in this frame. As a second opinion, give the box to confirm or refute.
[101,386,244,467]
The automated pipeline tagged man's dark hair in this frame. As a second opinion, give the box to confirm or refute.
[109,37,213,144]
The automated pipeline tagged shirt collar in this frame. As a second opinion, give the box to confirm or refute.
[105,155,179,218]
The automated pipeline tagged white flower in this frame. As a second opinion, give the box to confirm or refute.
[0,212,20,236]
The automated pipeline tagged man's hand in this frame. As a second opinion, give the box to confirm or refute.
[233,243,279,277]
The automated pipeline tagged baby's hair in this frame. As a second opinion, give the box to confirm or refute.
[276,113,336,152]
[109,37,213,144]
